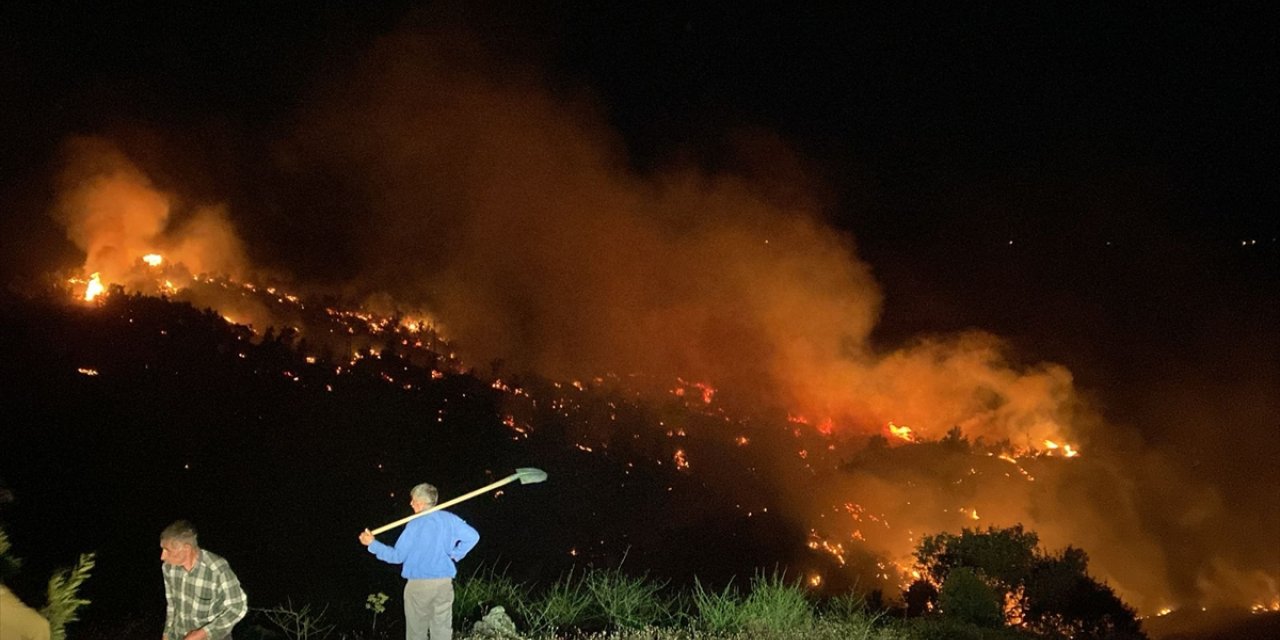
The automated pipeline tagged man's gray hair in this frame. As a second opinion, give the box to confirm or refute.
[160,520,199,548]
[410,483,438,506]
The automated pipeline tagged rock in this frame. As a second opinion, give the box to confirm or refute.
[470,605,520,638]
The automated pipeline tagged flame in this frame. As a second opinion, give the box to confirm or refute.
[83,272,104,301]
[888,421,916,442]
[142,253,163,266]
[1043,439,1081,458]
[817,417,834,435]
[673,449,690,470]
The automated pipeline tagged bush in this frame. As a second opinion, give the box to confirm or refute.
[906,616,1031,640]
[939,567,1004,628]
[42,552,97,640]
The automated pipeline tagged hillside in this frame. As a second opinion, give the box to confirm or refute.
[0,284,843,631]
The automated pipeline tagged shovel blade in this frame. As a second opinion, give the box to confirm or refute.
[515,467,548,485]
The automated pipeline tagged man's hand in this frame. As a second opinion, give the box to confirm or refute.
[182,628,208,640]
[359,529,374,546]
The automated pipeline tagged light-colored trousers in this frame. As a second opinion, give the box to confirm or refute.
[405,578,453,640]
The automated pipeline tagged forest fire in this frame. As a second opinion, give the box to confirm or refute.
[32,127,1275,624]
[48,245,1197,618]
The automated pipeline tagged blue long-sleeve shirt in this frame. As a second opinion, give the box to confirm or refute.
[367,510,479,579]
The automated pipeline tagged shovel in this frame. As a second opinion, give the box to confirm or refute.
[369,467,548,535]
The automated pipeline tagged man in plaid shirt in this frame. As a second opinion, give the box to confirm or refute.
[160,521,247,640]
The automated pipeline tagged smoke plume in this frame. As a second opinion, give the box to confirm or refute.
[289,31,1084,448]
[276,26,1275,613]
[52,136,248,285]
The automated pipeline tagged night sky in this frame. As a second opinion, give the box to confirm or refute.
[1,0,1276,619]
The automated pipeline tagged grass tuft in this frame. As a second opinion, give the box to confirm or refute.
[584,567,677,630]
[515,566,594,634]
[454,563,530,626]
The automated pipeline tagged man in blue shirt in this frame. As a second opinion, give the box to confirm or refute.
[360,483,479,640]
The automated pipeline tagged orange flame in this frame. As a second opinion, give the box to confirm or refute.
[888,421,916,442]
[673,449,690,470]
[83,273,104,301]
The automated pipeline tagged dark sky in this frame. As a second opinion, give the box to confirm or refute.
[1,0,1275,503]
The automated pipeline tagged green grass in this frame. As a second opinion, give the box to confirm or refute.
[585,567,678,630]
[232,566,1038,640]
[738,570,814,633]
[454,563,531,625]
[515,566,596,634]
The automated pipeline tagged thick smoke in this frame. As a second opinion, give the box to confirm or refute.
[52,136,248,285]
[277,28,1277,614]
[290,31,1081,449]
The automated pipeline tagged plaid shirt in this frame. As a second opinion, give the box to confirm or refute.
[162,549,247,640]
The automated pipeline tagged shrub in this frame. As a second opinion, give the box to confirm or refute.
[938,567,1003,628]
[252,601,336,640]
[42,552,96,640]
[823,590,869,623]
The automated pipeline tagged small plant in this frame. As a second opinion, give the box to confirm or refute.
[739,569,814,633]
[364,592,389,636]
[3,525,95,640]
[824,590,869,623]
[691,577,747,633]
[41,552,96,640]
[0,526,22,581]
[453,563,529,627]
[515,566,593,634]
[254,600,336,640]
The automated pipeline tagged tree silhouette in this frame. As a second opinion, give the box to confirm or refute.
[907,525,1146,639]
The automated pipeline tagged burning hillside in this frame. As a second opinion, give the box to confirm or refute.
[38,244,1276,620]
[23,26,1276,622]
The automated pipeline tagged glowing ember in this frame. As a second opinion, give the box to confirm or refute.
[817,417,834,435]
[77,367,99,376]
[673,449,690,470]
